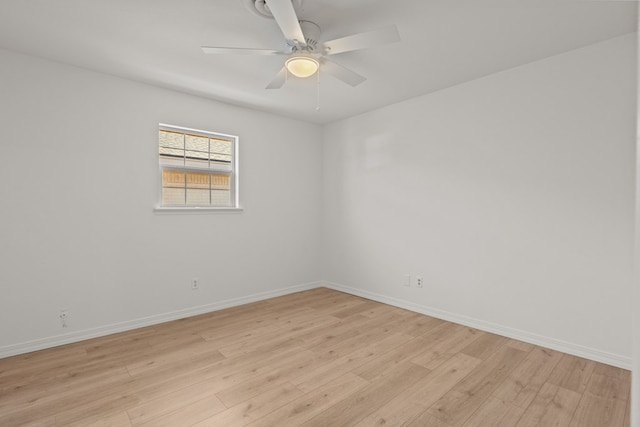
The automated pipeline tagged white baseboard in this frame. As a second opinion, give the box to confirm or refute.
[322,281,632,370]
[3,280,631,370]
[0,281,321,359]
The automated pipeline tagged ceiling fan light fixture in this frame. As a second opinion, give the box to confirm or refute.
[285,55,319,78]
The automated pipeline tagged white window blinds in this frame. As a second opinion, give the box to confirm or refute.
[159,125,238,208]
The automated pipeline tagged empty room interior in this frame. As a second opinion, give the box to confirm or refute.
[1,0,639,426]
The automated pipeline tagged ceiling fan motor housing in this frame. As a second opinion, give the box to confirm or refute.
[299,21,320,50]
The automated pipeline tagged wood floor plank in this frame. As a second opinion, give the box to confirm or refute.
[125,345,225,378]
[215,350,327,407]
[216,329,306,359]
[330,299,382,319]
[0,367,135,424]
[353,335,439,382]
[460,332,510,360]
[245,373,369,427]
[201,311,339,357]
[192,382,303,427]
[586,370,631,402]
[194,308,293,341]
[426,345,528,425]
[300,362,431,427]
[136,394,226,427]
[83,330,155,360]
[460,397,524,427]
[271,309,341,333]
[357,300,407,319]
[199,321,281,345]
[293,314,373,348]
[407,413,453,427]
[507,339,536,352]
[305,309,409,355]
[291,332,414,392]
[1,360,131,408]
[55,393,141,426]
[567,362,631,427]
[128,345,308,404]
[71,411,133,427]
[127,377,225,425]
[546,353,596,394]
[354,353,482,427]
[411,325,484,370]
[569,393,628,427]
[144,330,209,350]
[515,383,581,427]
[390,312,447,337]
[624,395,631,427]
[0,288,631,426]
[0,345,88,379]
[309,322,403,360]
[491,346,563,408]
[0,415,57,427]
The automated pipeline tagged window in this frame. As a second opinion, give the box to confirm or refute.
[158,124,239,209]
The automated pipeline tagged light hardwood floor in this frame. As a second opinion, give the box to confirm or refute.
[0,288,631,426]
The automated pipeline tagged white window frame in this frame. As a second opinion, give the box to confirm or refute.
[154,123,242,213]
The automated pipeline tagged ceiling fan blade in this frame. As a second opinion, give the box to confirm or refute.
[266,67,287,89]
[201,47,284,55]
[321,59,366,87]
[265,0,306,44]
[323,25,400,55]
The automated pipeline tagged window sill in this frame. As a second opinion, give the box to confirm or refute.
[153,206,243,214]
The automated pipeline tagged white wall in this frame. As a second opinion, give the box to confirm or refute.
[0,33,636,372]
[0,49,323,356]
[322,34,637,367]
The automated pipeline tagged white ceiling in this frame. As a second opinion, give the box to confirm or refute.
[0,0,636,124]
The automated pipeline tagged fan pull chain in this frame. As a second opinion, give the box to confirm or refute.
[316,69,320,111]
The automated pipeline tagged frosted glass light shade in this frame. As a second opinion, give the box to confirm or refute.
[285,56,319,78]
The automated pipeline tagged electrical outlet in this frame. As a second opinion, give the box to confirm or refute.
[416,277,423,288]
[191,278,199,290]
[59,310,69,328]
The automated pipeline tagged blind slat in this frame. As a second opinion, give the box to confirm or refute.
[159,126,236,208]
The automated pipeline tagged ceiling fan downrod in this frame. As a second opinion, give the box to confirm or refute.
[244,0,304,19]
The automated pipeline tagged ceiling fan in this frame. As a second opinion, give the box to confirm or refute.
[201,0,401,89]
